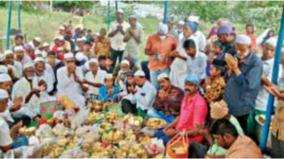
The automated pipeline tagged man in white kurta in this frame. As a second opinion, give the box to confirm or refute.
[34,57,55,94]
[134,70,157,115]
[84,58,107,97]
[0,89,13,152]
[11,63,42,119]
[56,53,86,108]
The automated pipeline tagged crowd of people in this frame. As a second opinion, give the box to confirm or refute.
[1,8,284,158]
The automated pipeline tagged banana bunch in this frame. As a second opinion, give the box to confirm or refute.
[123,114,144,127]
[85,112,99,125]
[19,127,36,136]
[104,111,120,123]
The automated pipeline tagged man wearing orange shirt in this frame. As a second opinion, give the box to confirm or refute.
[145,23,178,88]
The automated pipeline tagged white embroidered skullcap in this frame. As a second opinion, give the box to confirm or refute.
[0,89,9,100]
[157,73,169,81]
[34,57,45,63]
[0,74,11,82]
[134,70,145,77]
[235,34,251,46]
[265,37,277,48]
[121,59,130,66]
[14,46,24,52]
[23,62,34,70]
[4,50,13,56]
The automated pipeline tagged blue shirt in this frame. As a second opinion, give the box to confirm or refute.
[224,53,262,116]
[98,85,120,102]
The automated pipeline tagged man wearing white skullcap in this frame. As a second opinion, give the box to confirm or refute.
[5,49,23,78]
[123,13,143,61]
[145,22,178,88]
[116,59,131,88]
[28,37,41,50]
[255,37,278,113]
[224,34,262,133]
[98,73,120,102]
[0,89,14,152]
[56,52,86,108]
[84,58,107,97]
[34,57,55,95]
[177,20,185,42]
[40,42,50,58]
[16,44,33,66]
[11,61,43,121]
[153,72,183,120]
[129,70,157,116]
[108,8,130,67]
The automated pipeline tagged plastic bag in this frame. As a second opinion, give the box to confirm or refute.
[166,133,189,158]
[70,108,89,129]
[145,138,165,157]
[35,124,54,139]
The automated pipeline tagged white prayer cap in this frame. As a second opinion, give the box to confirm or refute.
[14,46,24,52]
[23,62,34,70]
[265,37,277,48]
[235,34,251,46]
[75,52,87,62]
[0,65,8,74]
[4,50,13,56]
[54,35,64,41]
[134,70,145,77]
[35,50,42,56]
[105,74,113,80]
[188,15,200,24]
[157,73,169,81]
[0,74,11,82]
[34,37,41,42]
[178,20,185,26]
[34,57,45,63]
[59,26,65,30]
[121,59,130,66]
[117,9,124,14]
[42,42,49,47]
[157,23,168,35]
[0,89,9,100]
[88,58,98,65]
[64,52,74,60]
[0,54,6,62]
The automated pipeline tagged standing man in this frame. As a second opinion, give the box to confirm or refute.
[224,35,262,134]
[108,9,129,67]
[145,23,178,88]
[123,15,143,61]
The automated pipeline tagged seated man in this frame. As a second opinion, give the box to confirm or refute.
[84,58,107,98]
[115,59,131,88]
[0,89,23,152]
[209,119,263,158]
[98,74,120,102]
[56,53,87,108]
[134,70,157,117]
[120,71,137,114]
[153,73,184,123]
[155,73,208,144]
[12,63,45,122]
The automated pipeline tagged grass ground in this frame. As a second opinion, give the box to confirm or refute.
[0,7,161,61]
[0,7,247,61]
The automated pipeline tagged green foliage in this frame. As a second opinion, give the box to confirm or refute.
[53,1,94,11]
[169,1,283,32]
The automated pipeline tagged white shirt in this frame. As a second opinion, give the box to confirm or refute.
[11,77,40,118]
[84,69,107,96]
[34,65,55,93]
[109,21,130,51]
[13,61,23,78]
[255,58,274,111]
[56,66,85,108]
[134,80,157,111]
[193,30,207,52]
[186,51,207,80]
[0,116,12,147]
